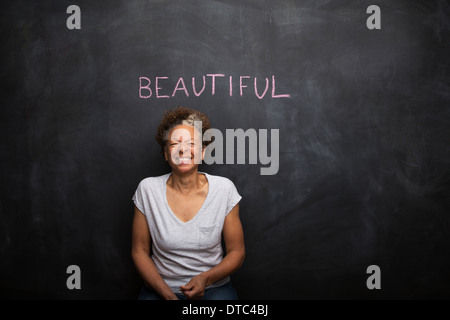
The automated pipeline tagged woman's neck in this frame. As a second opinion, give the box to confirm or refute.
[168,169,203,194]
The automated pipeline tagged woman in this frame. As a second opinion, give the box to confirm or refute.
[131,107,245,300]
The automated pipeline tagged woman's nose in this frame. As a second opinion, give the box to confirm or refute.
[179,143,189,154]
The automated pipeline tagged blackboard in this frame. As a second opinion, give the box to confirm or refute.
[1,0,449,299]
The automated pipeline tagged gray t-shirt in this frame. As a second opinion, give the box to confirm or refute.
[132,172,242,293]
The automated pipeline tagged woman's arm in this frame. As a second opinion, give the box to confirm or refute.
[180,203,245,299]
[131,205,178,300]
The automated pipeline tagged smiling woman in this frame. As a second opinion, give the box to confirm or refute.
[131,107,245,300]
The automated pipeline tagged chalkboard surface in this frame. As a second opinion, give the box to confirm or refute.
[1,0,449,299]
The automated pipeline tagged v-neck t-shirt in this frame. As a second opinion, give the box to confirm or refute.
[132,172,242,293]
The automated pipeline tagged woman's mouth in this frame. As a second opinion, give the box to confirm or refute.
[177,157,192,164]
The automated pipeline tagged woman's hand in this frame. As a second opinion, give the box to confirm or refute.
[180,274,208,300]
[179,204,245,300]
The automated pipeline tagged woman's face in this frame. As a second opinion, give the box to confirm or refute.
[164,124,204,174]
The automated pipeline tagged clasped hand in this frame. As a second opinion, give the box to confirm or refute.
[180,274,208,300]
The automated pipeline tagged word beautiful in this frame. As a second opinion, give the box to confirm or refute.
[139,74,291,99]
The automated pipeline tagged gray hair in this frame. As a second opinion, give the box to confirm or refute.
[163,114,203,143]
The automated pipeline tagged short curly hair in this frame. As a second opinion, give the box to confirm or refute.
[156,107,211,154]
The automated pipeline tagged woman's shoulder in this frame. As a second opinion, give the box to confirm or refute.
[203,172,236,188]
[203,173,241,205]
[137,173,170,188]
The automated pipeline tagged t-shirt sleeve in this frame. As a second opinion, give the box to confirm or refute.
[226,180,242,215]
[132,180,146,215]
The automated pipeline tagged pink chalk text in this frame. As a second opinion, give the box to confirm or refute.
[139,74,290,99]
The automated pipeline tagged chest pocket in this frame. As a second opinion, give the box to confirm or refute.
[198,225,221,249]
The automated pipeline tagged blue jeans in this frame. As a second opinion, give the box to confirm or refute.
[138,281,238,300]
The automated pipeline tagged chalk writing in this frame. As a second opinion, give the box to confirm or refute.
[139,74,290,99]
